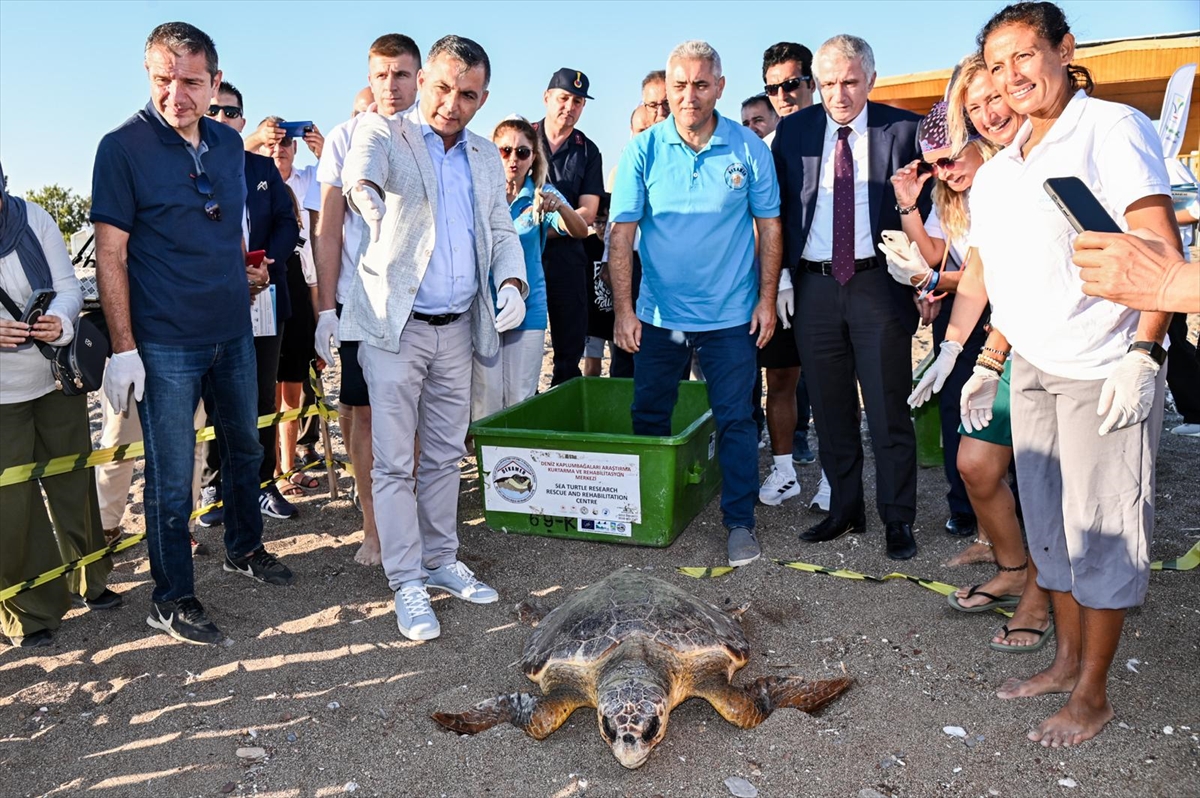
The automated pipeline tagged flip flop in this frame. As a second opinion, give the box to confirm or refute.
[947,584,1022,613]
[988,620,1055,653]
[288,471,320,490]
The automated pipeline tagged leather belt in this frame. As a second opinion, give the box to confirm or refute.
[801,257,879,276]
[411,311,463,326]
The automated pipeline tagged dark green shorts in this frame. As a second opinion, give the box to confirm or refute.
[960,358,1012,447]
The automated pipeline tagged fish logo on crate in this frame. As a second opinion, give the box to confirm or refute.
[492,456,537,503]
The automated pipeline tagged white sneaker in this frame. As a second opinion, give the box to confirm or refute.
[758,466,800,506]
[395,583,440,641]
[1170,422,1200,437]
[426,561,499,604]
[809,471,831,512]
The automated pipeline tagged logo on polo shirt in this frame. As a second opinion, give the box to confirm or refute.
[724,162,749,191]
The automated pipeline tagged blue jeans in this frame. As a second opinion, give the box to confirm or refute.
[632,322,758,530]
[138,334,264,603]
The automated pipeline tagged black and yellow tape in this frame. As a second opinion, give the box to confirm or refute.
[0,533,146,603]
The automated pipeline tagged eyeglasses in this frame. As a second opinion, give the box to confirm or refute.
[206,104,243,120]
[190,172,221,221]
[498,145,532,161]
[764,77,811,96]
[642,99,670,112]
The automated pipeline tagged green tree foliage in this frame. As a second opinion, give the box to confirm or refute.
[24,184,91,243]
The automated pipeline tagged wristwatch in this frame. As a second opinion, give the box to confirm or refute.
[1128,341,1167,366]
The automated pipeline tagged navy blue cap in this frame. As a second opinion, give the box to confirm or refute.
[547,67,593,100]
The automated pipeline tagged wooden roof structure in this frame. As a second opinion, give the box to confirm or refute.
[870,33,1200,153]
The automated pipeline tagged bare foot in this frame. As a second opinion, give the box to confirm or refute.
[1029,696,1114,747]
[354,538,382,566]
[952,572,1025,609]
[944,541,996,567]
[997,665,1077,700]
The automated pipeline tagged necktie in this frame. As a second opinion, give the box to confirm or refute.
[831,125,855,286]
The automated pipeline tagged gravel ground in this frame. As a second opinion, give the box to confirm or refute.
[1,320,1197,798]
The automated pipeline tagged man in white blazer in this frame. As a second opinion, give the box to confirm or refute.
[330,35,527,641]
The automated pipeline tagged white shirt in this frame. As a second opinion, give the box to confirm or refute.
[1165,157,1198,251]
[969,91,1170,380]
[803,104,873,262]
[924,204,968,270]
[306,104,415,304]
[0,202,83,404]
[285,164,318,285]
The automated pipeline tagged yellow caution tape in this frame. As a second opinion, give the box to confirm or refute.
[1151,540,1200,571]
[0,532,146,603]
[772,558,1014,618]
[677,566,737,579]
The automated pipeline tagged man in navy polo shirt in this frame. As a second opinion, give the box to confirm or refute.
[609,40,783,567]
[535,67,604,385]
[91,22,293,646]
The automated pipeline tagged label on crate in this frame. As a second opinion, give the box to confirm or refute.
[481,446,642,525]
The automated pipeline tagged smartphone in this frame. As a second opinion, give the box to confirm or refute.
[278,121,313,139]
[881,230,911,251]
[20,288,55,325]
[1043,177,1122,234]
[246,249,267,267]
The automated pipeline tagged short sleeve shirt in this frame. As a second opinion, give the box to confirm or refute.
[610,111,780,331]
[536,121,604,267]
[90,103,250,345]
[969,91,1170,380]
[924,204,968,270]
[308,116,366,304]
[501,178,568,330]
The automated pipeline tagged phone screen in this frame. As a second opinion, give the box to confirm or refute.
[1043,177,1122,234]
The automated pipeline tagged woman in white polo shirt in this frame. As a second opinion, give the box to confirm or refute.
[966,2,1178,748]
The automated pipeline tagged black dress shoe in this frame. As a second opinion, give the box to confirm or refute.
[886,522,918,560]
[800,514,866,542]
[945,513,978,537]
[9,629,54,648]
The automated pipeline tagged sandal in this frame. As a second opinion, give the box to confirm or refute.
[988,620,1054,653]
[947,584,1022,613]
[287,471,319,490]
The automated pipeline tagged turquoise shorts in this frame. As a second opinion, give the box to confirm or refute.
[960,358,1012,447]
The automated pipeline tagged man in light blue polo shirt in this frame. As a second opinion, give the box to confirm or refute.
[609,40,783,567]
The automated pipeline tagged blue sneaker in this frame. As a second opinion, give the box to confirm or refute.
[196,485,224,528]
[259,485,299,520]
[792,434,816,465]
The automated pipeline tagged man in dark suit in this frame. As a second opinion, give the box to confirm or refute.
[198,81,301,525]
[772,35,927,560]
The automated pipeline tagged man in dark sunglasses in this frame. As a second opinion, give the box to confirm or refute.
[89,22,294,648]
[762,41,815,122]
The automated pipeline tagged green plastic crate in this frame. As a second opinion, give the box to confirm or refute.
[469,378,721,547]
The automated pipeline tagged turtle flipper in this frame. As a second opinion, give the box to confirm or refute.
[432,687,589,740]
[696,675,853,729]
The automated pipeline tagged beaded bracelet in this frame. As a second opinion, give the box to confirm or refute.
[976,355,1005,374]
[982,345,1010,359]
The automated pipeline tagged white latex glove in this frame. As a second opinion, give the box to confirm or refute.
[494,284,526,333]
[959,365,1001,432]
[103,349,146,416]
[1096,350,1161,435]
[349,183,384,242]
[776,287,794,330]
[909,340,963,408]
[878,238,933,288]
[314,309,340,367]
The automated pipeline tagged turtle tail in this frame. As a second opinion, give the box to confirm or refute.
[431,693,535,735]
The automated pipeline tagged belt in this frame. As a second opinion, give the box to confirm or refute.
[801,257,879,276]
[411,311,463,326]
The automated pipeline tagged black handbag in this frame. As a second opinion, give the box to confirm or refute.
[0,286,110,396]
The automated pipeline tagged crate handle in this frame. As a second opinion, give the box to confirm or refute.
[686,463,705,484]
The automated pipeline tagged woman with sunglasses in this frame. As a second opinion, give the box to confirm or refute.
[471,117,587,419]
[886,55,1056,656]
[969,1,1176,747]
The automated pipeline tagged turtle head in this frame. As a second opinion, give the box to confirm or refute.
[596,678,668,769]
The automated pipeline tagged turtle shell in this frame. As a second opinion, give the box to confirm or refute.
[522,569,749,682]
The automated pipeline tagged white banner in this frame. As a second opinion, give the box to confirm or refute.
[481,446,642,525]
[1158,63,1196,160]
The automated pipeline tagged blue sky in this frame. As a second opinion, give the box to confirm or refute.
[1,0,1196,197]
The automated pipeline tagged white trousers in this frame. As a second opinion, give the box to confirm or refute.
[470,328,546,421]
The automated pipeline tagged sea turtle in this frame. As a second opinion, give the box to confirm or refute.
[432,569,852,769]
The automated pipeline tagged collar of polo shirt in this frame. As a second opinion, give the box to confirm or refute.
[1001,89,1088,163]
[662,110,730,152]
[823,102,868,141]
[145,100,224,150]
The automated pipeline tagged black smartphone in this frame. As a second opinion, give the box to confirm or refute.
[1043,177,1122,234]
[20,288,55,325]
[278,121,314,139]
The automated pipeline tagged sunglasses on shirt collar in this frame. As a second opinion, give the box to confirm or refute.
[206,104,243,120]
[764,76,811,96]
[190,172,221,221]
